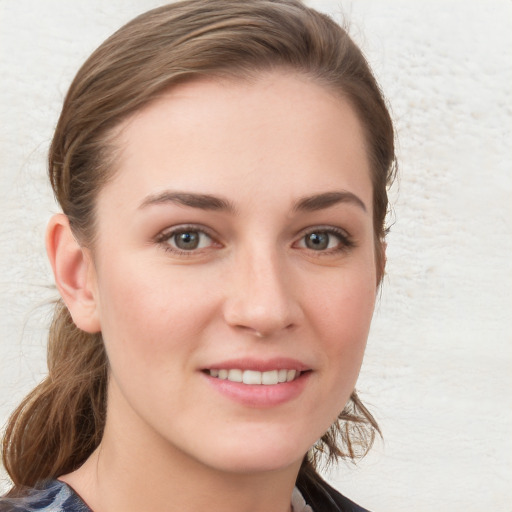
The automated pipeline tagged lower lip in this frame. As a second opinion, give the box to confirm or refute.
[203,371,311,408]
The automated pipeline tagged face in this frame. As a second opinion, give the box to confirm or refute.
[88,73,378,475]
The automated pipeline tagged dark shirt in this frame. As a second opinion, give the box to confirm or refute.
[298,478,372,512]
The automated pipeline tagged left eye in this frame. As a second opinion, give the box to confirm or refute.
[297,230,346,251]
[165,229,213,251]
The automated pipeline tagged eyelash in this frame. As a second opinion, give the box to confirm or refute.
[155,225,219,256]
[294,226,355,255]
[154,225,355,256]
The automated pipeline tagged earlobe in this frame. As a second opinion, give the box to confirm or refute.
[46,214,101,333]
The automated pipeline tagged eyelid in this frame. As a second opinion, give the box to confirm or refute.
[154,223,354,257]
[154,224,222,255]
[293,225,355,253]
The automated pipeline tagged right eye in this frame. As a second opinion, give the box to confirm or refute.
[156,226,217,254]
[171,230,210,250]
[293,226,354,255]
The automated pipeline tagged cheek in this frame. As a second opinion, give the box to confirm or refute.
[306,264,377,381]
[94,260,216,368]
[310,261,376,332]
[93,263,218,427]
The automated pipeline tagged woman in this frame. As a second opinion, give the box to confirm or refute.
[1,0,395,510]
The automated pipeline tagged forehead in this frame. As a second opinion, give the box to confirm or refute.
[104,72,372,211]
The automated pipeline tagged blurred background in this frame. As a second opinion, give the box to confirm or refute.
[1,1,511,510]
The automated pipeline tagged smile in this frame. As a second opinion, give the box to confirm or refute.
[207,369,300,385]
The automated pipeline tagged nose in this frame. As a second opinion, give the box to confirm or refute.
[222,248,302,338]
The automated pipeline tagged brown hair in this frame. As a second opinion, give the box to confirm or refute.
[2,0,395,493]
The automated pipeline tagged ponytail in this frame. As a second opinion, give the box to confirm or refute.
[2,300,108,487]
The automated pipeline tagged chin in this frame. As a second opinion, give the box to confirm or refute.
[209,450,305,475]
[194,431,312,475]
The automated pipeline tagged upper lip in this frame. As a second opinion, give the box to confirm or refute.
[202,357,310,372]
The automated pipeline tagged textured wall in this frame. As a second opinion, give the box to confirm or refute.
[1,1,511,510]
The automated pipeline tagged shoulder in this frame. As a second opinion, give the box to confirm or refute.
[0,480,91,512]
[298,477,373,512]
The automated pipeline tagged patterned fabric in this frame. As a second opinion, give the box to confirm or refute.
[0,480,314,512]
[0,480,91,512]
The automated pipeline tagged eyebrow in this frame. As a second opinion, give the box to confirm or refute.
[139,189,366,214]
[139,191,236,212]
[293,191,367,213]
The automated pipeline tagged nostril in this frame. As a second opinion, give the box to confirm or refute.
[234,323,296,338]
[234,325,266,338]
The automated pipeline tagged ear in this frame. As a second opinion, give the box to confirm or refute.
[46,213,101,333]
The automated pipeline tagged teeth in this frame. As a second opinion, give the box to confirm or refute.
[261,370,278,385]
[243,370,262,385]
[208,368,300,385]
[287,369,296,381]
[227,369,242,382]
[278,369,288,383]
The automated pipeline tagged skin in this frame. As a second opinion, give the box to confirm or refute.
[48,72,380,512]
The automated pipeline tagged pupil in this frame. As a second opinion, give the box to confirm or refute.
[306,232,328,250]
[175,231,199,250]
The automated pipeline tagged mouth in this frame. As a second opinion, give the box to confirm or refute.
[202,361,312,407]
[204,368,303,385]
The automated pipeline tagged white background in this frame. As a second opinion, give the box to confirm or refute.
[1,1,511,510]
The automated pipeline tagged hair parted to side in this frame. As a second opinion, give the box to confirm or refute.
[2,0,395,493]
